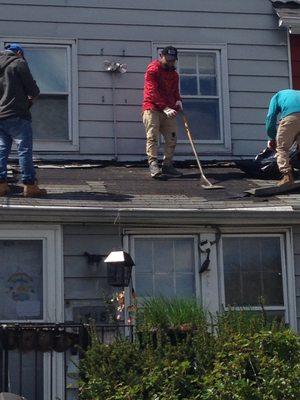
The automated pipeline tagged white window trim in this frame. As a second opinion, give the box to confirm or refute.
[0,37,79,152]
[218,230,297,331]
[127,234,201,304]
[0,223,64,400]
[152,42,231,155]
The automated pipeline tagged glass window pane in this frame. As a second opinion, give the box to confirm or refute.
[263,272,284,305]
[222,237,284,307]
[174,239,194,272]
[134,238,195,299]
[134,239,153,273]
[199,76,217,95]
[24,47,68,92]
[135,273,153,297]
[180,76,198,95]
[0,240,43,320]
[225,272,242,305]
[178,54,197,74]
[31,95,69,140]
[177,99,220,140]
[242,271,262,306]
[176,274,194,297]
[153,239,173,273]
[154,274,175,297]
[198,54,216,74]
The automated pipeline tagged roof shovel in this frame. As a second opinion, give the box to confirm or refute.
[180,112,224,190]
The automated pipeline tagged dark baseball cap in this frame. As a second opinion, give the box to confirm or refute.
[161,46,178,60]
[5,43,24,55]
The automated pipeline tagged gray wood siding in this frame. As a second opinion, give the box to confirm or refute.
[63,225,122,322]
[293,229,300,332]
[0,0,289,159]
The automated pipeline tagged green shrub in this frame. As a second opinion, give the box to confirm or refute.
[78,300,300,400]
[136,297,207,332]
[201,330,300,400]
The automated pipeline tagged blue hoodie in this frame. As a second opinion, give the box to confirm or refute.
[266,89,300,139]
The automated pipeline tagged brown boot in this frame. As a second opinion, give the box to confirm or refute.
[23,182,47,197]
[277,171,294,187]
[0,182,9,196]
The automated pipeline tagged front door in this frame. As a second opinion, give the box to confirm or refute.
[0,225,63,400]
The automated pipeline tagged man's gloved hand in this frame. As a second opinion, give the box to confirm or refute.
[175,100,183,111]
[163,107,177,118]
[267,139,277,151]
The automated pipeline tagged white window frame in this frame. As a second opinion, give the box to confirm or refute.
[128,235,201,303]
[0,38,79,152]
[218,230,297,330]
[0,224,64,400]
[153,43,231,155]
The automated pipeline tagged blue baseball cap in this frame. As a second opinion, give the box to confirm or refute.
[5,43,24,55]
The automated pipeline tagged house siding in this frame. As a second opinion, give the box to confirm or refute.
[0,0,289,159]
[62,223,300,333]
[293,227,300,332]
[63,225,121,322]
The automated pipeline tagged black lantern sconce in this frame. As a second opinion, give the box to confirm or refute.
[104,251,134,287]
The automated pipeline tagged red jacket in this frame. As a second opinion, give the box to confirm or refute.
[142,60,181,112]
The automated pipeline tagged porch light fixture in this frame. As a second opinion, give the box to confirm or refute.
[104,251,134,287]
[103,60,128,74]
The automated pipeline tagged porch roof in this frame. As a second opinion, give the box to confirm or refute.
[271,0,300,27]
[0,162,298,224]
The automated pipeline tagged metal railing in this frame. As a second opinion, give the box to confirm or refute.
[0,322,134,400]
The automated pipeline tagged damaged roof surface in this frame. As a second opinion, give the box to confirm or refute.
[271,0,300,8]
[0,163,298,211]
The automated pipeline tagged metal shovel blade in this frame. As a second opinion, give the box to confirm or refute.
[201,183,225,190]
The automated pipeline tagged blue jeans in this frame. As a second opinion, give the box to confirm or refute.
[0,117,36,184]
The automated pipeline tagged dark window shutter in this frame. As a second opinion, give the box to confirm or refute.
[290,34,300,89]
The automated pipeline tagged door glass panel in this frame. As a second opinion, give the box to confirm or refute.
[0,240,43,320]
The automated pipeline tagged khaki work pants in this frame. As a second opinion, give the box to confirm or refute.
[276,113,300,174]
[142,110,178,165]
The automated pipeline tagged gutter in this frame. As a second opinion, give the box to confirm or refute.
[0,204,298,225]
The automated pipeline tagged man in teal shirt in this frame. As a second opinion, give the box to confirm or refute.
[266,89,300,186]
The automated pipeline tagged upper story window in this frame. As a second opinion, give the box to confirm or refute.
[1,39,78,152]
[178,51,220,141]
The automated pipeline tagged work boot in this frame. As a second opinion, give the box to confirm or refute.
[149,161,161,179]
[162,163,182,177]
[23,182,47,198]
[0,182,9,196]
[277,171,294,187]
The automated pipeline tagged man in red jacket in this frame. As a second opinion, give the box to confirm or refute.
[142,46,182,178]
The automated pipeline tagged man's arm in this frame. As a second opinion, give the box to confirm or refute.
[145,68,169,110]
[16,59,40,99]
[265,94,280,140]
